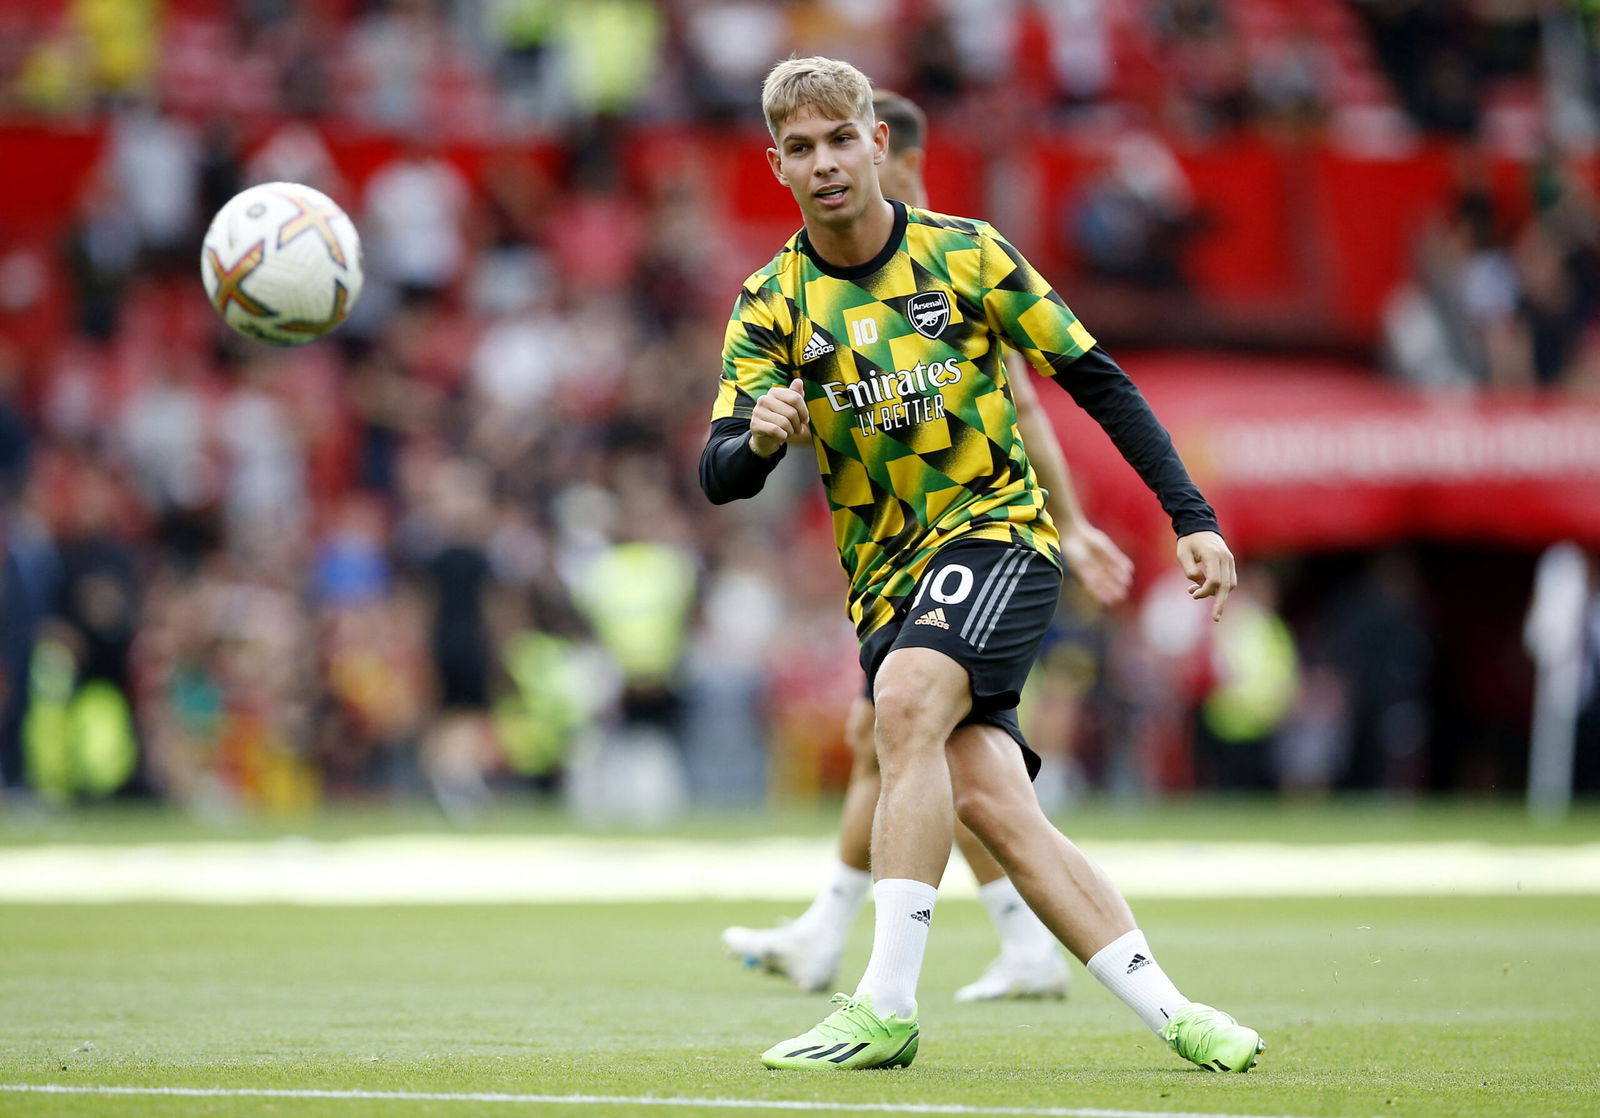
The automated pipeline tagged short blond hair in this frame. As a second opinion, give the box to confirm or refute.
[761,56,874,140]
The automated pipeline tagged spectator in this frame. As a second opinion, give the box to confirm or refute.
[400,457,502,820]
[1071,131,1198,291]
[362,136,473,302]
[34,460,143,799]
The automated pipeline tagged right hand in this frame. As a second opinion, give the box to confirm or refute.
[749,377,810,458]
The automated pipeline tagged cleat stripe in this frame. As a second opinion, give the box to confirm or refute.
[828,1043,869,1063]
[781,1046,822,1059]
[884,1031,919,1065]
[806,1044,848,1060]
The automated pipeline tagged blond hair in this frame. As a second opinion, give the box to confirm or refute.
[761,56,874,140]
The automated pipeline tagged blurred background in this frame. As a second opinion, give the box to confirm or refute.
[0,0,1598,828]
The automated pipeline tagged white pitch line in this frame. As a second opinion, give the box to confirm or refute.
[0,1084,1316,1118]
[0,835,1595,904]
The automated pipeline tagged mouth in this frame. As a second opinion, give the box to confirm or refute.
[814,183,849,207]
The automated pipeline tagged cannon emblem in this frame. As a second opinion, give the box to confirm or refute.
[907,290,950,339]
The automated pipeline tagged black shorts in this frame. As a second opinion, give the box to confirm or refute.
[859,540,1062,781]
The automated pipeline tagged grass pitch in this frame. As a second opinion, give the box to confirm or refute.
[1,890,1597,1117]
[0,800,1597,1117]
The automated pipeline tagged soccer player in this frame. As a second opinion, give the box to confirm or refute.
[699,57,1263,1073]
[719,89,1136,1004]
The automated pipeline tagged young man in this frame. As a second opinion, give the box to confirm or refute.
[699,58,1262,1073]
[720,89,1136,1004]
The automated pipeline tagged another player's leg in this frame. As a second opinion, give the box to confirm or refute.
[763,647,968,1070]
[946,725,1265,1072]
[724,694,876,992]
[951,822,1070,1002]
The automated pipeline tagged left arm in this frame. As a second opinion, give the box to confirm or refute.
[1048,346,1233,619]
[977,227,1233,617]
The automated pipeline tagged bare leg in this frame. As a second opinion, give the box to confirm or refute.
[946,735,1265,1068]
[868,647,972,887]
[951,769,1069,1003]
[946,723,1134,962]
[847,647,972,1017]
[953,821,1004,885]
[837,694,878,873]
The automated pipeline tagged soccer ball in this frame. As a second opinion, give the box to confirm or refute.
[200,182,363,345]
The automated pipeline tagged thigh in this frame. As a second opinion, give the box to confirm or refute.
[863,542,1061,715]
[946,721,1045,820]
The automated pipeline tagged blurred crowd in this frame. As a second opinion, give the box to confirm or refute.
[2,0,1599,818]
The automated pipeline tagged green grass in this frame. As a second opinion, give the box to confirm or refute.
[1,893,1597,1117]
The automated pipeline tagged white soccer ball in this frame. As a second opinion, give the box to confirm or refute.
[200,181,363,345]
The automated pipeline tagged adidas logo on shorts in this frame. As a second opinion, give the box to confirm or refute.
[913,607,950,629]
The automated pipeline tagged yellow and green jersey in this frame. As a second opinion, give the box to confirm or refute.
[709,202,1098,640]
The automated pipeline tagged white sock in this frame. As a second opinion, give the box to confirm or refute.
[978,877,1057,958]
[793,860,873,946]
[1085,929,1190,1036]
[853,878,938,1020]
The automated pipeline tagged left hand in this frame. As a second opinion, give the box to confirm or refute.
[1176,530,1236,621]
[1059,523,1134,606]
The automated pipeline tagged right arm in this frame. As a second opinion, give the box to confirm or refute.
[700,280,804,505]
[698,376,812,504]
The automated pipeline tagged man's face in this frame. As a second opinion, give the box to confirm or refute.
[767,105,889,232]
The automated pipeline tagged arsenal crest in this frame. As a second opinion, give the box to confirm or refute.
[907,290,950,339]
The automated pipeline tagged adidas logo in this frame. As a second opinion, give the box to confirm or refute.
[910,908,932,926]
[913,608,950,629]
[800,333,835,362]
[1126,953,1151,974]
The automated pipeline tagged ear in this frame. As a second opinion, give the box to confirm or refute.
[872,119,889,164]
[767,146,787,186]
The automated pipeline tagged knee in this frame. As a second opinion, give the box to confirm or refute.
[870,684,916,738]
[870,648,971,761]
[871,683,945,762]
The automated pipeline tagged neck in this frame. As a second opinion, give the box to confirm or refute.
[805,197,897,268]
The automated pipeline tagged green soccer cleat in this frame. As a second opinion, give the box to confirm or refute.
[760,993,920,1071]
[1161,1002,1265,1073]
